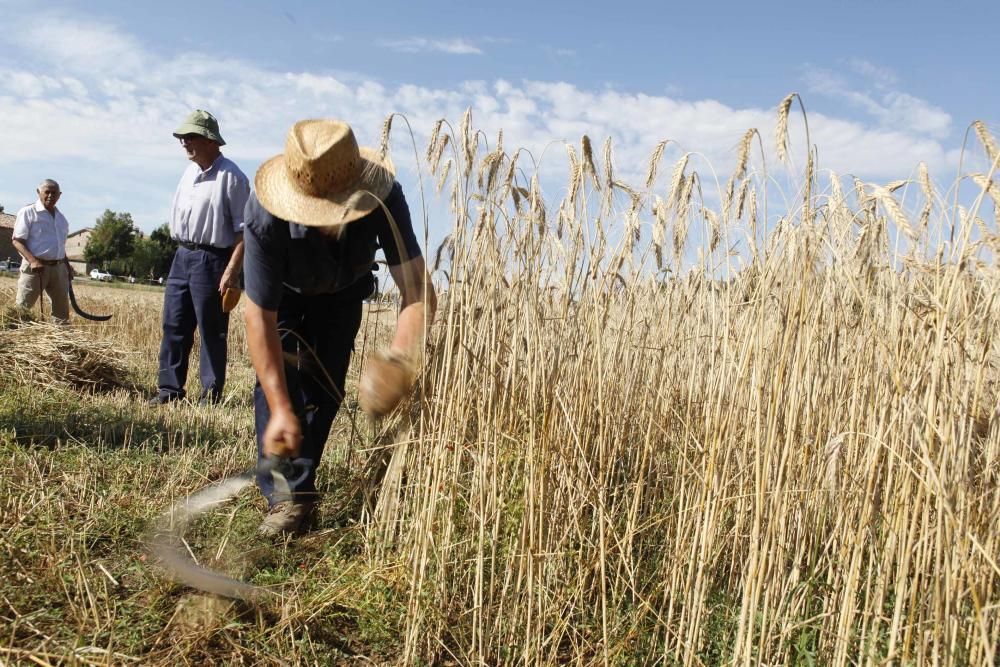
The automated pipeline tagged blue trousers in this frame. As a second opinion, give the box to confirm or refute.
[156,246,231,401]
[255,288,364,506]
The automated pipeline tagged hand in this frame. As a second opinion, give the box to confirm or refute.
[359,348,416,418]
[221,287,242,313]
[28,258,44,271]
[263,407,302,458]
[218,265,239,295]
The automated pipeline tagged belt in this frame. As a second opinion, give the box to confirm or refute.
[38,258,64,266]
[178,241,231,253]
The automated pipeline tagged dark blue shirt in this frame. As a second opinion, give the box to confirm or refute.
[243,182,422,311]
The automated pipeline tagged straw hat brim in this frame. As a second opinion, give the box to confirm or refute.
[255,147,396,227]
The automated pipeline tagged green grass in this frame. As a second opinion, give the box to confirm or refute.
[0,366,408,663]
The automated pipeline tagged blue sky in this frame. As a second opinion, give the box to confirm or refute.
[1,0,997,247]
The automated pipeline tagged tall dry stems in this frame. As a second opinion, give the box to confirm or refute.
[377,102,999,665]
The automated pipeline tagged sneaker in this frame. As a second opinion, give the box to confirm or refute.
[147,393,182,405]
[258,501,314,537]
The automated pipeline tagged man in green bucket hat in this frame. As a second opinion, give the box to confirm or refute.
[151,109,250,405]
[173,109,227,144]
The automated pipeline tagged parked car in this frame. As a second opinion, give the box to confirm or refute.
[90,268,114,282]
[1,259,20,273]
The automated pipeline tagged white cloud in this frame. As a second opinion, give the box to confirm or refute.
[849,59,898,88]
[377,37,483,55]
[0,14,963,240]
[16,14,147,76]
[803,62,952,139]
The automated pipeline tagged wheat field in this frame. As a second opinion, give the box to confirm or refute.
[1,96,998,665]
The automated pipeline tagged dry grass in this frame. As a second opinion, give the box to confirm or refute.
[1,97,999,665]
[0,305,134,392]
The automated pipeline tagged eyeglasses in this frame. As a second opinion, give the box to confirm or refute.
[178,134,205,144]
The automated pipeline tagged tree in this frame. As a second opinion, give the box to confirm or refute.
[85,210,137,275]
[131,223,177,280]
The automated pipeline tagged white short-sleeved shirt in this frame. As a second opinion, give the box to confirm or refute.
[169,154,251,248]
[13,201,69,260]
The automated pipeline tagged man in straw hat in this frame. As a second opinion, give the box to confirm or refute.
[12,179,73,323]
[243,119,436,536]
[150,110,250,405]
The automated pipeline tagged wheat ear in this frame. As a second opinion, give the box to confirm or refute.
[776,93,795,163]
[973,120,999,164]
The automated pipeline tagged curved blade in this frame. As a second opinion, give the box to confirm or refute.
[68,280,112,321]
[147,472,269,602]
[147,458,291,602]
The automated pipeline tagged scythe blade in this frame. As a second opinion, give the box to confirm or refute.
[146,458,292,602]
[68,279,113,321]
[147,472,264,601]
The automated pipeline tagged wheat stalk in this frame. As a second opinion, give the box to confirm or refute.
[775,93,795,163]
[436,158,453,195]
[459,107,476,173]
[581,135,601,192]
[652,195,667,269]
[706,208,721,253]
[645,140,668,190]
[673,172,696,261]
[970,173,1000,210]
[666,154,690,211]
[736,178,750,220]
[379,113,394,161]
[426,119,444,165]
[565,144,582,203]
[870,183,917,240]
[918,162,933,231]
[973,120,999,164]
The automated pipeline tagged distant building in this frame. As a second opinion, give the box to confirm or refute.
[65,228,93,275]
[0,211,16,264]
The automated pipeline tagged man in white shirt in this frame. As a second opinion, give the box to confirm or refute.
[12,179,73,323]
[151,110,250,405]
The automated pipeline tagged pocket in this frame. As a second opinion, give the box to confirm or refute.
[209,251,230,281]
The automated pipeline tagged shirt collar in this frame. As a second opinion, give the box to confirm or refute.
[33,200,59,215]
[198,153,225,176]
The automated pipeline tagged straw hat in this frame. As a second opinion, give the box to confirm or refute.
[173,109,226,145]
[255,119,395,227]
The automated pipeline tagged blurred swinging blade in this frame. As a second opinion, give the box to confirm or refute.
[147,461,291,602]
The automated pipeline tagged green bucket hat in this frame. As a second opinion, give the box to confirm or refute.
[173,109,226,145]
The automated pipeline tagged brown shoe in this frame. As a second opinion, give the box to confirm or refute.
[258,501,314,537]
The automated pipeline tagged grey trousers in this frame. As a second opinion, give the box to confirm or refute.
[16,261,70,323]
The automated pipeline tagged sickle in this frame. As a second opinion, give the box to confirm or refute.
[68,278,113,321]
[146,457,292,602]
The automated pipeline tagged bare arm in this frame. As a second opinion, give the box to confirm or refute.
[11,238,42,270]
[359,256,437,417]
[387,255,437,359]
[219,233,244,294]
[244,298,301,457]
